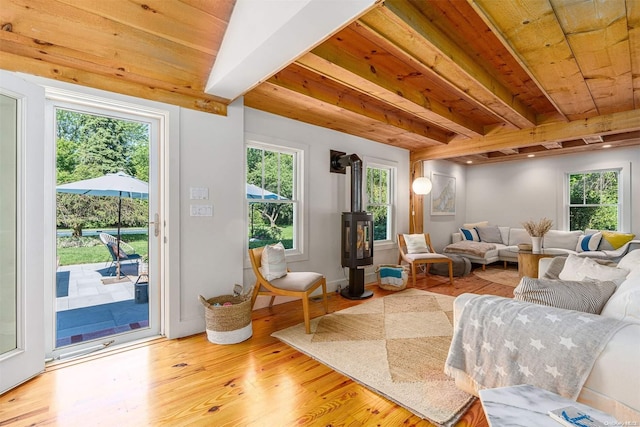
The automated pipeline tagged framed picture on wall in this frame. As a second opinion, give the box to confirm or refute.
[430,172,456,215]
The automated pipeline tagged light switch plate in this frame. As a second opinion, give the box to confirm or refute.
[190,204,213,216]
[190,187,209,200]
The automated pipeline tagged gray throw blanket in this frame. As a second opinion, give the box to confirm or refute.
[445,295,628,399]
[444,241,496,257]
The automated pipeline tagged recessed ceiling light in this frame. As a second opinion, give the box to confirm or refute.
[466,160,473,164]
[527,154,535,158]
[602,144,612,148]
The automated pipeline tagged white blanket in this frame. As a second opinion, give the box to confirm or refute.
[444,295,628,399]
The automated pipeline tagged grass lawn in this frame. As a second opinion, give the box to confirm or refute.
[248,225,294,249]
[57,233,149,266]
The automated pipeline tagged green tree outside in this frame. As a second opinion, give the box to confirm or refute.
[569,171,619,231]
[56,109,149,237]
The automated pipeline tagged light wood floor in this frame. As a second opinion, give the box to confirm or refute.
[0,266,515,426]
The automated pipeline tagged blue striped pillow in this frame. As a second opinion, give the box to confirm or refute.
[459,227,480,242]
[576,232,602,252]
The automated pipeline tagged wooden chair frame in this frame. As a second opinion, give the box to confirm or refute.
[398,233,454,287]
[249,246,328,334]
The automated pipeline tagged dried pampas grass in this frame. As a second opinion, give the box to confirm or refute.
[522,217,553,237]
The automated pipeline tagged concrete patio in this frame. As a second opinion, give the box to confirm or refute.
[56,262,137,312]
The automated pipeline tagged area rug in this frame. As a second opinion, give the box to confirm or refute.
[473,267,520,287]
[271,289,475,426]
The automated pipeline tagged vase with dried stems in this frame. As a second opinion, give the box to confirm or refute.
[522,217,553,252]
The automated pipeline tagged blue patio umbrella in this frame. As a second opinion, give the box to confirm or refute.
[246,183,284,199]
[57,172,148,276]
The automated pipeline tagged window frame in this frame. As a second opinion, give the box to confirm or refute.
[564,166,628,232]
[245,134,307,262]
[363,157,397,249]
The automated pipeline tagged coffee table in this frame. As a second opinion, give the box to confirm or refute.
[479,384,619,426]
[508,248,565,278]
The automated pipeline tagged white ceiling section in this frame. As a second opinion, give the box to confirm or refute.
[205,0,379,101]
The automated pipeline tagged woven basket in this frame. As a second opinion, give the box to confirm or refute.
[376,264,409,291]
[199,294,253,344]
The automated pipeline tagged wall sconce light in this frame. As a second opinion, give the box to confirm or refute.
[412,176,432,195]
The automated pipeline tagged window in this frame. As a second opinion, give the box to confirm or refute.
[568,169,620,231]
[366,164,394,242]
[246,143,300,251]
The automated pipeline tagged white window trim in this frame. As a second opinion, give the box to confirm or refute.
[562,163,631,232]
[363,156,397,250]
[245,132,308,263]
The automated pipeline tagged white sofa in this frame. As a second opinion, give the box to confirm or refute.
[447,251,640,422]
[448,226,639,268]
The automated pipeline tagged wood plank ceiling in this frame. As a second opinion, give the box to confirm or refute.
[1,0,639,165]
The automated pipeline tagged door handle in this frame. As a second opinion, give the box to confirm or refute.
[149,213,160,237]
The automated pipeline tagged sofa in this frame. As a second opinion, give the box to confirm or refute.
[445,222,639,268]
[445,249,640,422]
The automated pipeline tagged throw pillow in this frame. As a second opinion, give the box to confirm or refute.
[616,249,640,272]
[559,254,628,283]
[600,277,640,324]
[600,231,635,250]
[459,227,480,242]
[542,230,582,251]
[541,256,568,280]
[463,221,489,228]
[576,232,602,252]
[476,225,503,244]
[260,242,287,280]
[403,234,430,253]
[514,277,617,314]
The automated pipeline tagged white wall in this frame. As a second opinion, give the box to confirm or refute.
[422,147,639,250]
[173,102,246,337]
[417,160,467,251]
[243,108,410,306]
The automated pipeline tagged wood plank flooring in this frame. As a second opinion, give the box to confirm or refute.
[0,266,516,426]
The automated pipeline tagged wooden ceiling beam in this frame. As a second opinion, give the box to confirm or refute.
[301,46,484,138]
[411,109,640,161]
[469,0,596,120]
[245,82,440,151]
[364,2,537,129]
[0,51,227,115]
[269,64,453,144]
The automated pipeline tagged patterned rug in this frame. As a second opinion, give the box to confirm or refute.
[271,289,475,426]
[473,267,521,287]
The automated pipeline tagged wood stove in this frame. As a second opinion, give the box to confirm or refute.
[330,150,374,300]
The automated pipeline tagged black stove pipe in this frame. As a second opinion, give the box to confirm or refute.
[331,153,363,212]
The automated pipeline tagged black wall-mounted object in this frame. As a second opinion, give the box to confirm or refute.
[330,149,374,300]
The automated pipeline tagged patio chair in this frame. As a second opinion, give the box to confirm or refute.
[99,232,142,276]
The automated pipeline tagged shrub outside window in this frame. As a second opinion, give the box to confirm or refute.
[568,169,620,231]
